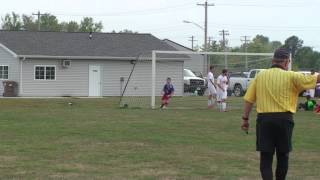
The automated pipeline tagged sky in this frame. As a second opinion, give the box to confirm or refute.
[1,0,319,50]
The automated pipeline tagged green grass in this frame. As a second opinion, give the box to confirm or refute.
[0,97,319,179]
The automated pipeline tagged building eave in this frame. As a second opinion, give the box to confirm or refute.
[0,43,18,58]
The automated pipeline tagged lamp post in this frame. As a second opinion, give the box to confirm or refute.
[183,20,208,74]
[183,20,206,50]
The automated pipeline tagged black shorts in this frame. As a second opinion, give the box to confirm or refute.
[256,112,294,153]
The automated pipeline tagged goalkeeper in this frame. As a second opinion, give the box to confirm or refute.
[298,95,317,111]
[160,77,174,109]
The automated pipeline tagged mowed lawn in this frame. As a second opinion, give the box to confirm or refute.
[0,98,319,179]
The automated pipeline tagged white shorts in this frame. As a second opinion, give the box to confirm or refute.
[208,86,217,95]
[308,89,315,98]
[216,90,227,101]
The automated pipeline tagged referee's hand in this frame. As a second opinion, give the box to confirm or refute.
[241,117,249,134]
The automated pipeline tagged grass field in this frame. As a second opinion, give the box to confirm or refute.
[0,97,319,179]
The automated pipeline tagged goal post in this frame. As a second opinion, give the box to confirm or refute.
[151,50,274,109]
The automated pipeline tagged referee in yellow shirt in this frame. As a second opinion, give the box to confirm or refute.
[241,48,319,180]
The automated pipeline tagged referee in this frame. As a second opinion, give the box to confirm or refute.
[241,48,319,180]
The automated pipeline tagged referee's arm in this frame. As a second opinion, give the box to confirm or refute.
[241,78,257,132]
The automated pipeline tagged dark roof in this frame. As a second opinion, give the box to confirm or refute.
[0,30,185,59]
[163,39,194,52]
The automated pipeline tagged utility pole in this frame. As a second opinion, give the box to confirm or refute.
[207,37,213,47]
[188,36,197,50]
[241,36,250,71]
[219,29,229,68]
[197,1,214,51]
[32,11,46,31]
[197,1,214,73]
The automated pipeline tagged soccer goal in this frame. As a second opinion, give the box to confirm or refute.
[120,51,274,109]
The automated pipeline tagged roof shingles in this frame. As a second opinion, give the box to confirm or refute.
[0,31,185,59]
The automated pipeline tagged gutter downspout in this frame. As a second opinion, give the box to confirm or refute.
[19,57,26,96]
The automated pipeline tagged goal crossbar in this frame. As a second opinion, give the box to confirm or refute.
[151,50,274,109]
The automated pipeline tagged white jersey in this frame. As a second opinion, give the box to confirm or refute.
[207,72,215,88]
[217,75,228,91]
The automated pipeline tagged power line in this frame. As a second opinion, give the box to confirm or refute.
[53,2,195,17]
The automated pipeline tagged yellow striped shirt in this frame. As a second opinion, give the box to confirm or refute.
[244,67,317,113]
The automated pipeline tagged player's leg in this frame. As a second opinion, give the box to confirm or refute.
[208,94,213,107]
[211,86,217,107]
[216,91,222,111]
[221,91,228,112]
[161,95,167,108]
[165,96,171,107]
[208,86,216,108]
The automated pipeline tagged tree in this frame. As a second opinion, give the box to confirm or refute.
[247,35,271,53]
[294,47,320,70]
[61,21,80,32]
[282,36,303,58]
[79,17,103,32]
[118,29,138,33]
[1,12,22,30]
[22,15,37,31]
[39,14,61,31]
[270,41,282,51]
[1,12,103,32]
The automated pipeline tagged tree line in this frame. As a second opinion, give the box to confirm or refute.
[204,34,319,71]
[1,12,137,33]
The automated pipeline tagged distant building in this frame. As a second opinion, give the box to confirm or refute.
[164,39,206,76]
[0,31,188,97]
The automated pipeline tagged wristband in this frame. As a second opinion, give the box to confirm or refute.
[242,117,249,121]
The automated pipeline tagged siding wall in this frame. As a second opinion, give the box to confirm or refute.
[0,46,20,95]
[20,59,183,97]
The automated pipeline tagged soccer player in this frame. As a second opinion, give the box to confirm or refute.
[207,65,217,108]
[216,69,229,112]
[160,77,174,109]
[306,69,318,98]
[241,48,320,180]
[298,95,317,111]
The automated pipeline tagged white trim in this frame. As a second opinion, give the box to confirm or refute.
[0,43,17,58]
[0,65,9,80]
[151,51,156,109]
[153,50,274,56]
[33,65,57,81]
[19,59,24,96]
[17,55,187,61]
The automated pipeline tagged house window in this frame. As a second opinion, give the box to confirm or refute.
[35,66,55,80]
[0,66,9,80]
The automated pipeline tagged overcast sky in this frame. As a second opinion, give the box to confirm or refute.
[1,0,319,50]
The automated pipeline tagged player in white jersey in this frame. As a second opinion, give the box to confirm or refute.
[216,69,229,112]
[207,65,217,108]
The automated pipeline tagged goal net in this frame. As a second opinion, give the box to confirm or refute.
[119,51,274,109]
